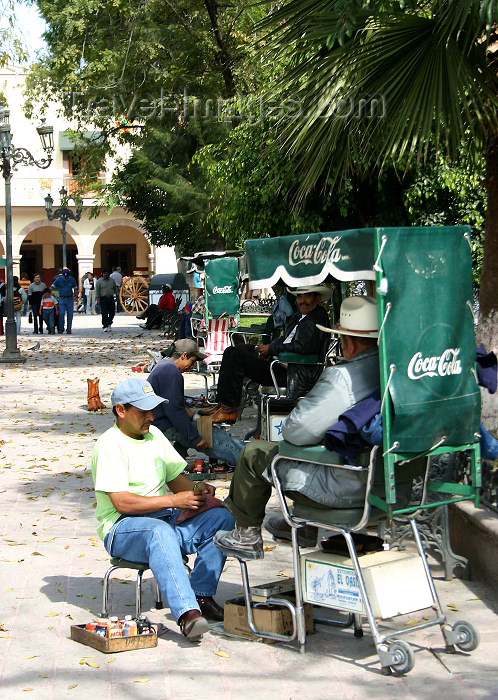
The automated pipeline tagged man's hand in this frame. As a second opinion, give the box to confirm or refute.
[255,344,270,357]
[196,437,209,449]
[195,481,216,497]
[172,490,206,510]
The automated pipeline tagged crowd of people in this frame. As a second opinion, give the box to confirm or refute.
[0,265,125,335]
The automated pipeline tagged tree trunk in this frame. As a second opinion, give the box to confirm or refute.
[477,131,498,433]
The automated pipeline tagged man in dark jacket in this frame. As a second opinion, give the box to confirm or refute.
[201,285,331,423]
[148,339,244,466]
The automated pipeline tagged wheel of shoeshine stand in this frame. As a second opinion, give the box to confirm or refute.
[387,639,415,675]
[120,276,148,315]
[452,620,480,652]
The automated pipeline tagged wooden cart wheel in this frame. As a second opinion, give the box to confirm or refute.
[120,276,149,315]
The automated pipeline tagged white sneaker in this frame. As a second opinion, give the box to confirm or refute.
[103,327,108,332]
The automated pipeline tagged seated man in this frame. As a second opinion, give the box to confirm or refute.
[214,296,379,559]
[91,378,235,639]
[148,339,244,466]
[201,285,331,423]
[138,284,176,330]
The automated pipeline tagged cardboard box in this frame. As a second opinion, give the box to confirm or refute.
[223,596,314,641]
[70,624,157,653]
[301,549,433,619]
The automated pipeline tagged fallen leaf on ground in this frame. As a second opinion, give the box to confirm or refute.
[215,651,230,658]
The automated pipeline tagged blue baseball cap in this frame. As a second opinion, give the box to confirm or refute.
[111,378,168,410]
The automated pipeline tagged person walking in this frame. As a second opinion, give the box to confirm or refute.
[84,272,96,314]
[28,273,48,334]
[51,267,78,334]
[95,269,118,332]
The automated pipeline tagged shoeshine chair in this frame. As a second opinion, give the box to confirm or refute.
[236,226,482,675]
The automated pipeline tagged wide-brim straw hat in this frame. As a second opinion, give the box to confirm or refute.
[316,295,378,338]
[287,285,332,302]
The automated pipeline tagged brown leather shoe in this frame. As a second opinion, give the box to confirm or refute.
[178,609,209,641]
[198,403,221,416]
[196,595,224,621]
[209,404,238,424]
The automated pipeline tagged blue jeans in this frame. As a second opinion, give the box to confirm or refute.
[42,308,56,333]
[58,296,74,332]
[103,506,234,621]
[162,424,244,466]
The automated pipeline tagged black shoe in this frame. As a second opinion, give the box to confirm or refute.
[264,515,318,547]
[195,596,224,622]
[136,312,146,320]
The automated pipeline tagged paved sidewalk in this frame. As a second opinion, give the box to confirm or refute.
[0,315,497,699]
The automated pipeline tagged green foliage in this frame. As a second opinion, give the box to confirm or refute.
[404,147,486,285]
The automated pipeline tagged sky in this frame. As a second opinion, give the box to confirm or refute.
[14,1,47,62]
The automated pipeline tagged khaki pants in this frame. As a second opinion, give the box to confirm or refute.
[224,441,329,527]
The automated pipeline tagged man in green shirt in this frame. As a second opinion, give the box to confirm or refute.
[91,378,234,641]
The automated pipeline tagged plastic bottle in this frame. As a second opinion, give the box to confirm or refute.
[137,615,152,635]
[122,615,138,637]
[107,616,123,638]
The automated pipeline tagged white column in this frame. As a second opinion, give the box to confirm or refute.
[76,254,96,287]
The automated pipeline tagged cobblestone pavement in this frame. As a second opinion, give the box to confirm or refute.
[0,315,496,699]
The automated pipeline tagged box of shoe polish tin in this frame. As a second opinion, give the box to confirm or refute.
[301,549,433,619]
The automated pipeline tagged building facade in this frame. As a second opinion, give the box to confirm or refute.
[0,66,176,290]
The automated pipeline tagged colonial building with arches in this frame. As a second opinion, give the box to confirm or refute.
[0,65,176,289]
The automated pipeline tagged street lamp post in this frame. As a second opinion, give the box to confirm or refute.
[44,186,83,269]
[0,106,53,364]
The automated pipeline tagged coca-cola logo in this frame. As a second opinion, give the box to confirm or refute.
[289,236,342,267]
[407,348,462,380]
[212,285,233,294]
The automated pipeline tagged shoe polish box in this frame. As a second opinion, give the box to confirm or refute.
[223,596,314,642]
[301,549,433,619]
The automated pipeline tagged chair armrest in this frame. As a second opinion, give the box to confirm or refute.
[277,352,319,364]
[277,440,341,465]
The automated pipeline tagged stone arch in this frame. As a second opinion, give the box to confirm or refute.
[91,218,151,276]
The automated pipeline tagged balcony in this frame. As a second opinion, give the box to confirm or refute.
[0,175,108,208]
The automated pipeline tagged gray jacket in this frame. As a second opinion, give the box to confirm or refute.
[266,347,380,508]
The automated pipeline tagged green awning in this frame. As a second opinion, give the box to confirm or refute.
[59,131,104,151]
[245,229,377,288]
[0,257,6,266]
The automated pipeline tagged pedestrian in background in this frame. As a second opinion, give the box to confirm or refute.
[39,288,59,334]
[13,276,27,334]
[84,272,96,314]
[110,266,123,311]
[19,272,30,316]
[51,266,78,334]
[28,273,47,334]
[95,269,118,332]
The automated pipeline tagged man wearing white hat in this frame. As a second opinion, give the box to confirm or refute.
[200,285,331,423]
[91,378,235,640]
[213,296,381,559]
